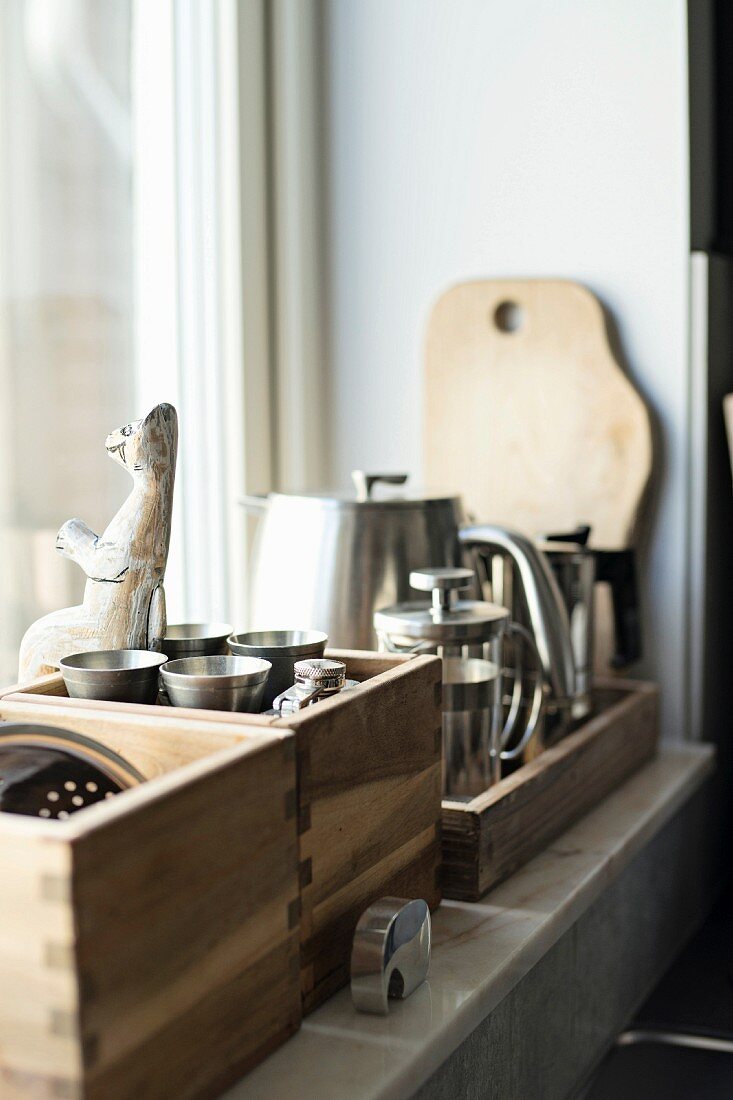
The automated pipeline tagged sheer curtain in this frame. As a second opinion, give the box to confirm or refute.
[0,0,134,681]
[0,0,255,683]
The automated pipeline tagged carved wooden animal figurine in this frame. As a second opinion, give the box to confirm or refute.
[19,403,178,680]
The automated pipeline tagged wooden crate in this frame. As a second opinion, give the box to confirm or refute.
[0,703,301,1099]
[2,650,443,1016]
[275,651,443,1011]
[441,679,659,902]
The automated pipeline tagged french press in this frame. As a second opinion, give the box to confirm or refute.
[374,567,544,797]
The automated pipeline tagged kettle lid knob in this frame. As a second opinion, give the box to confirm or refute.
[352,471,409,502]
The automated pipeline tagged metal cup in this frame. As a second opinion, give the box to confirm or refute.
[162,622,233,659]
[160,655,272,712]
[227,630,328,710]
[59,650,168,704]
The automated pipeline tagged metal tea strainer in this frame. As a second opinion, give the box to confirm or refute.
[0,723,143,819]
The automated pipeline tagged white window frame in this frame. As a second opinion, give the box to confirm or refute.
[132,0,279,625]
[268,0,329,491]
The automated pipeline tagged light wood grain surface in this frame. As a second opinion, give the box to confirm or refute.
[1,650,444,1028]
[0,731,300,1099]
[425,280,652,549]
[0,691,268,780]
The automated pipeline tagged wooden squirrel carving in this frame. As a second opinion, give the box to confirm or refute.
[19,403,178,680]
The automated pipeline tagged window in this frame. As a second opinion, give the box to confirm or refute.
[0,0,274,681]
[0,0,135,680]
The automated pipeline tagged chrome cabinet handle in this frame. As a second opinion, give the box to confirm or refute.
[351,897,431,1015]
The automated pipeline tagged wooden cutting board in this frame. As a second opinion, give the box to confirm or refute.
[424,279,652,549]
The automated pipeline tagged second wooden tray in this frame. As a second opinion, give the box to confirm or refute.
[441,679,659,901]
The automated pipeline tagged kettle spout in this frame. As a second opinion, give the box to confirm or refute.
[459,524,576,709]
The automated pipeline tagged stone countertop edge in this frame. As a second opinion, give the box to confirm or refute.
[226,744,715,1100]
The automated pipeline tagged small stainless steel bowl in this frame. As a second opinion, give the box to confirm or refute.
[162,622,233,658]
[160,655,271,712]
[59,650,168,704]
[227,630,327,709]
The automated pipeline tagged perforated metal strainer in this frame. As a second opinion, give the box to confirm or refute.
[0,723,143,820]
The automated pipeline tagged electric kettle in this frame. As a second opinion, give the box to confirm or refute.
[243,472,577,723]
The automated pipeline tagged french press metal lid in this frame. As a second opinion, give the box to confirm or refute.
[373,567,509,649]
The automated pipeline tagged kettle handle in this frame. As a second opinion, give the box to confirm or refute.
[499,621,545,761]
[459,524,576,704]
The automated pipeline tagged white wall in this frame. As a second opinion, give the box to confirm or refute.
[322,0,690,737]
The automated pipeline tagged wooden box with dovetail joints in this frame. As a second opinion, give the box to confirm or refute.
[1,649,443,1022]
[0,696,301,1100]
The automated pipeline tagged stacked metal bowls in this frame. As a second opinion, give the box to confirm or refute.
[227,629,328,709]
[161,623,233,659]
[56,626,328,714]
[159,655,271,712]
[59,650,167,704]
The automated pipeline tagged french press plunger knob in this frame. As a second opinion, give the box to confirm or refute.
[409,567,475,613]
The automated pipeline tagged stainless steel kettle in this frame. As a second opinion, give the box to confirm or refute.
[243,472,577,720]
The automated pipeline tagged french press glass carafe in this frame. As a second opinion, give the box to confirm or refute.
[374,567,544,797]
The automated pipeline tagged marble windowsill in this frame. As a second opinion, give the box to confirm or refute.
[227,745,715,1100]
